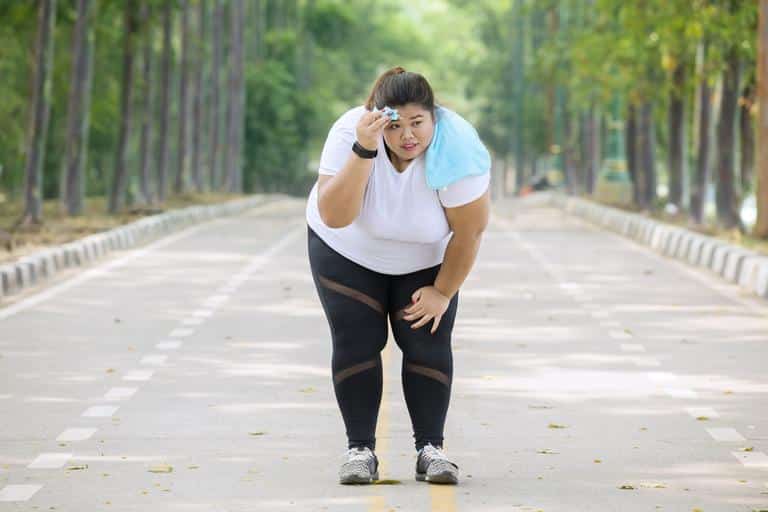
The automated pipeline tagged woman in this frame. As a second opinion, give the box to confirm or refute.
[306,66,490,485]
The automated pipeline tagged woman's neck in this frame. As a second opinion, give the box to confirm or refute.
[385,143,411,172]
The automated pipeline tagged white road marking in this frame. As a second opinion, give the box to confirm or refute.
[182,317,205,326]
[104,387,138,400]
[634,358,661,367]
[609,330,633,340]
[732,451,768,468]
[620,343,646,352]
[56,428,98,442]
[122,370,154,381]
[82,405,119,417]
[169,328,195,338]
[663,388,698,399]
[156,341,182,350]
[28,453,71,469]
[140,354,168,365]
[707,428,746,442]
[647,372,677,383]
[590,311,611,318]
[193,309,214,318]
[685,407,720,419]
[0,484,43,502]
[599,320,621,328]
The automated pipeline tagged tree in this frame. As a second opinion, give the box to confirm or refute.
[756,0,768,237]
[156,1,173,202]
[108,0,138,213]
[137,1,155,206]
[60,0,93,216]
[19,0,57,226]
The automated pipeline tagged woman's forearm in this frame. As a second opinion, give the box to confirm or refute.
[318,153,374,228]
[433,232,483,300]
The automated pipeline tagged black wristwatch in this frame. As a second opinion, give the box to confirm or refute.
[352,141,378,159]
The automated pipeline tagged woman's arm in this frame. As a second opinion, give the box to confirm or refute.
[433,190,491,299]
[317,155,374,228]
[404,189,490,333]
[317,110,390,228]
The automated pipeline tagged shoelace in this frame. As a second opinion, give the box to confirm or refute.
[346,447,374,462]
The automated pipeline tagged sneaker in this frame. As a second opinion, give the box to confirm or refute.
[339,446,379,484]
[415,443,459,484]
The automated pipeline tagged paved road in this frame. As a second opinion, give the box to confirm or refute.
[1,197,767,511]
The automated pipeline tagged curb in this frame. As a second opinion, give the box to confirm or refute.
[528,192,768,302]
[0,195,273,302]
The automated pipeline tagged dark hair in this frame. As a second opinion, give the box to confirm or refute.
[364,66,436,118]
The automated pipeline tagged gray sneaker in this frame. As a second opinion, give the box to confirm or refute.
[415,443,459,484]
[339,446,379,484]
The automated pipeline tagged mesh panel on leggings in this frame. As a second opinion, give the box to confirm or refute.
[317,275,385,315]
[334,359,378,385]
[405,362,450,387]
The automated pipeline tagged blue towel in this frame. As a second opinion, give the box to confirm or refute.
[425,105,491,190]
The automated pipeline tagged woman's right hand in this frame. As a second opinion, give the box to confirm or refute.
[355,110,391,151]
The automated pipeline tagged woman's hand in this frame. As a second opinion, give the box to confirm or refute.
[403,286,450,334]
[355,110,390,151]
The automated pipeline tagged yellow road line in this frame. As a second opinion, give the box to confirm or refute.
[369,333,393,511]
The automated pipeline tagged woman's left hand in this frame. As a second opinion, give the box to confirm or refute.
[403,286,450,334]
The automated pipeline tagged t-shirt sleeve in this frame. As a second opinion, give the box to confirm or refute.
[318,120,356,176]
[437,171,491,208]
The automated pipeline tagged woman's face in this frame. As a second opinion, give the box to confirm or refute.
[382,103,435,162]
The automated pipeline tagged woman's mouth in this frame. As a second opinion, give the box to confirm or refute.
[402,143,418,151]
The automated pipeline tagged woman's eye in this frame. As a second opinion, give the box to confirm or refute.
[413,121,422,126]
[389,124,400,129]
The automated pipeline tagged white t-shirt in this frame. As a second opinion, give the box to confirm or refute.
[305,105,490,275]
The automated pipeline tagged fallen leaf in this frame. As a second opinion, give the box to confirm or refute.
[593,459,602,463]
[638,481,666,488]
[105,368,115,373]
[723,390,734,394]
[696,416,709,421]
[249,432,266,436]
[188,465,199,469]
[548,423,567,429]
[148,464,173,473]
[537,449,559,455]
[740,447,754,452]
[66,464,88,471]
[618,484,635,490]
[372,479,402,485]
[299,387,315,393]
[528,405,553,410]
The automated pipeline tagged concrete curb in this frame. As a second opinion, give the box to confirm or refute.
[523,193,768,302]
[0,195,273,302]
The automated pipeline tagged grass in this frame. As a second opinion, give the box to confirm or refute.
[0,192,247,264]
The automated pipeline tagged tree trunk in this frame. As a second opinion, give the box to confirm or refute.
[637,100,657,209]
[758,0,768,237]
[740,78,756,196]
[108,0,138,214]
[668,62,687,209]
[156,2,173,202]
[137,1,154,205]
[20,0,57,226]
[190,0,207,193]
[210,0,223,191]
[625,103,639,205]
[224,0,244,193]
[61,0,92,216]
[715,49,742,229]
[175,0,191,194]
[691,41,712,225]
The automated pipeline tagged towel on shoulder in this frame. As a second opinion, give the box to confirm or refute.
[425,105,491,190]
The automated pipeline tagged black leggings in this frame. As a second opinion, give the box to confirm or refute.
[307,225,459,452]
